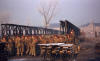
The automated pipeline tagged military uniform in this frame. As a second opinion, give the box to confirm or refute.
[15,36,21,56]
[7,38,13,56]
[25,36,30,55]
[54,36,58,43]
[41,37,47,44]
[30,37,36,56]
[11,36,16,56]
[20,37,24,56]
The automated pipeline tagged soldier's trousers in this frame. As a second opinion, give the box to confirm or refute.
[26,46,30,55]
[29,46,36,56]
[17,47,24,56]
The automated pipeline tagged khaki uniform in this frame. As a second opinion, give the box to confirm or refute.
[29,37,36,56]
[41,37,47,44]
[11,36,16,56]
[15,36,21,56]
[20,37,24,56]
[54,37,59,43]
[25,37,30,55]
[7,39,13,56]
[38,36,42,44]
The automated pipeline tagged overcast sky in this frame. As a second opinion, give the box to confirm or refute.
[0,0,100,27]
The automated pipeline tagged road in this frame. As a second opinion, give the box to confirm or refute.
[8,56,42,61]
[8,56,73,61]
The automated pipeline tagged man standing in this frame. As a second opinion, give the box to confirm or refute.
[20,36,24,56]
[7,38,13,56]
[15,36,21,56]
[25,36,30,55]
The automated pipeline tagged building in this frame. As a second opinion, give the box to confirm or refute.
[48,23,60,30]
[80,22,100,38]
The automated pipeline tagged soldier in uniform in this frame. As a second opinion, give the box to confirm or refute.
[70,30,75,43]
[25,36,30,55]
[7,38,13,56]
[38,35,42,43]
[41,35,47,44]
[11,36,16,56]
[29,36,37,56]
[54,35,59,43]
[59,36,63,43]
[48,36,53,43]
[20,36,24,56]
[15,36,21,56]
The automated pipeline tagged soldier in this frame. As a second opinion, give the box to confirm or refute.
[41,35,47,44]
[70,30,75,37]
[20,36,24,56]
[7,38,13,56]
[38,35,43,43]
[48,36,53,43]
[25,36,31,55]
[15,36,21,56]
[29,36,37,56]
[28,36,32,56]
[54,36,59,43]
[24,36,28,55]
[11,36,16,56]
[70,30,75,43]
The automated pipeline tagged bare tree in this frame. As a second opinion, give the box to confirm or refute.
[38,0,58,28]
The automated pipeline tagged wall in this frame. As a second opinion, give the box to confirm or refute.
[80,22,100,38]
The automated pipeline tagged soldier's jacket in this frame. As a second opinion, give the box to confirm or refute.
[54,37,59,43]
[15,37,21,48]
[31,39,36,47]
[8,39,13,50]
[20,37,24,48]
[40,37,47,44]
[24,37,28,45]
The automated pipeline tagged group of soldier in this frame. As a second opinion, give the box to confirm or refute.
[0,31,79,57]
[0,35,38,56]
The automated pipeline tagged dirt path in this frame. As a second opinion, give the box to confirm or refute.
[77,40,96,61]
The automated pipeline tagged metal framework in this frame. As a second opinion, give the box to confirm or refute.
[60,20,80,36]
[1,24,60,37]
[1,20,80,37]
